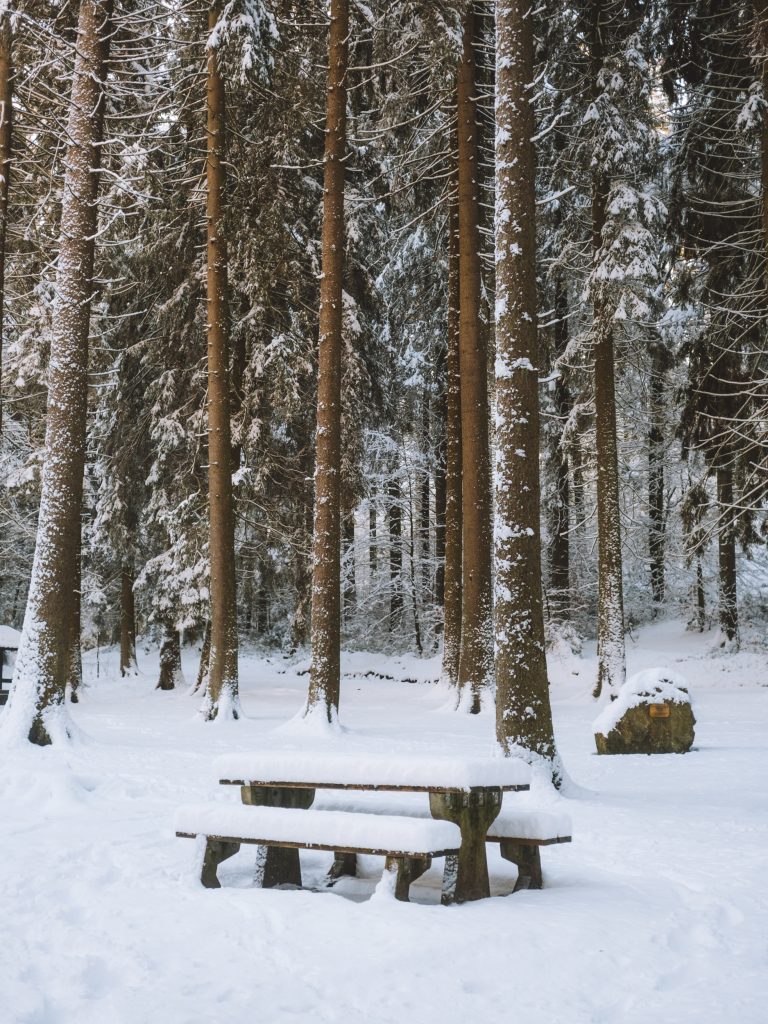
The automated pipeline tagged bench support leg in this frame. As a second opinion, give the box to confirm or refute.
[327,852,357,884]
[386,855,432,902]
[500,840,543,891]
[430,789,502,903]
[201,839,240,889]
[241,785,315,888]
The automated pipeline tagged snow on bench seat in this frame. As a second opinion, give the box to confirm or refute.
[313,792,572,844]
[487,808,572,844]
[214,751,530,792]
[175,803,462,857]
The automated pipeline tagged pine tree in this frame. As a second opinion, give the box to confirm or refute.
[456,4,493,712]
[2,0,113,745]
[306,0,349,722]
[202,0,239,720]
[494,0,561,783]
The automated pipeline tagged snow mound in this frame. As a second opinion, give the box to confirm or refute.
[593,667,692,737]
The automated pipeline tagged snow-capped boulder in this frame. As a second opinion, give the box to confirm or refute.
[593,668,695,755]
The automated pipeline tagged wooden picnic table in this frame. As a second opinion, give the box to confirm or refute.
[213,752,531,902]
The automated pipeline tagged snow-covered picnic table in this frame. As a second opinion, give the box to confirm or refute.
[211,751,532,902]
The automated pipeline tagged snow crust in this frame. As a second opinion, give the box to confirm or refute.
[214,750,530,790]
[175,803,461,854]
[593,666,692,736]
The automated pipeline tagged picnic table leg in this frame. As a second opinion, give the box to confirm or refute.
[500,840,543,891]
[201,839,240,888]
[241,785,315,887]
[430,789,502,903]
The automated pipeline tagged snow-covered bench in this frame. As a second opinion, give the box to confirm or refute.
[487,808,572,891]
[176,803,461,901]
[310,792,572,892]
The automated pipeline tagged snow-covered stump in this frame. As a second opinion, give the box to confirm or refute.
[593,669,696,755]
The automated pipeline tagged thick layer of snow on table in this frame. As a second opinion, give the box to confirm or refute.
[175,802,461,854]
[593,666,693,736]
[214,749,530,790]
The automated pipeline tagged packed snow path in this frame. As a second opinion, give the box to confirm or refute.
[1,619,766,1023]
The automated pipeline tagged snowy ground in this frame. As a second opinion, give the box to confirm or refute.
[2,619,767,1024]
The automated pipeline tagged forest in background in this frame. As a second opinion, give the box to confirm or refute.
[0,0,766,747]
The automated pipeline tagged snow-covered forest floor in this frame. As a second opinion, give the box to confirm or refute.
[2,619,767,1024]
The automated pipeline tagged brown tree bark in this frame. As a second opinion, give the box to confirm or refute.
[306,0,348,721]
[67,534,82,703]
[193,620,212,693]
[433,344,447,614]
[119,566,138,677]
[494,0,560,782]
[369,499,378,578]
[388,472,403,627]
[157,621,183,691]
[716,464,738,643]
[342,506,356,618]
[589,0,626,700]
[441,188,462,684]
[547,276,571,623]
[419,392,431,602]
[0,12,12,435]
[456,8,493,712]
[203,2,239,720]
[3,0,113,746]
[648,344,668,609]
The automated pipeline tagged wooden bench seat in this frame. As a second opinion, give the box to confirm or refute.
[176,803,461,901]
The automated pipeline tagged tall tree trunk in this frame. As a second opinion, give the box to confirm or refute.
[433,345,447,615]
[388,473,403,627]
[590,0,626,700]
[648,344,667,609]
[0,13,12,435]
[306,0,348,721]
[119,565,138,677]
[441,185,462,683]
[67,533,82,703]
[716,464,738,644]
[369,499,378,578]
[2,0,112,746]
[157,621,183,691]
[456,8,493,712]
[420,392,431,603]
[494,0,560,783]
[547,275,570,623]
[194,620,212,693]
[695,558,706,633]
[203,2,239,721]
[755,2,768,277]
[342,506,356,620]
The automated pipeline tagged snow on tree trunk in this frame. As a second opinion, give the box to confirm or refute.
[493,0,560,784]
[0,10,12,436]
[202,2,239,721]
[0,0,112,747]
[589,0,626,701]
[305,0,348,723]
[440,185,462,687]
[456,8,493,713]
[119,565,138,677]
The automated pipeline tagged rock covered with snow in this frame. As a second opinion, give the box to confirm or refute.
[593,668,695,755]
